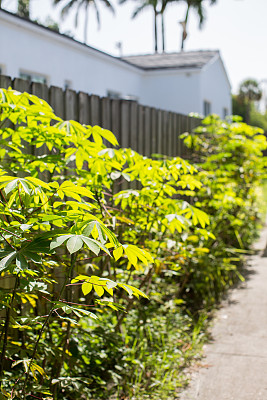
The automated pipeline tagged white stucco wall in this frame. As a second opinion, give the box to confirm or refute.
[0,10,232,117]
[0,11,143,98]
[200,56,232,118]
[140,69,202,114]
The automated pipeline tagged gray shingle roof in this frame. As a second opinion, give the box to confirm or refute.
[121,50,219,70]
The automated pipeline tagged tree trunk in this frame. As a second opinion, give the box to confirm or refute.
[154,9,158,53]
[84,2,89,44]
[181,4,190,51]
[161,13,165,52]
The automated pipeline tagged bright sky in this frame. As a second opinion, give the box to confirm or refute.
[3,0,267,93]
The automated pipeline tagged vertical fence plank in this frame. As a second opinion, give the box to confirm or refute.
[144,106,151,157]
[31,82,49,102]
[101,97,112,131]
[167,112,172,157]
[172,112,178,157]
[151,108,157,156]
[111,99,121,144]
[137,105,144,156]
[90,95,101,126]
[78,91,90,125]
[129,101,138,152]
[65,89,78,121]
[176,114,182,157]
[49,86,65,119]
[13,77,31,93]
[162,110,169,157]
[181,114,190,159]
[157,110,163,156]
[121,100,130,149]
[0,75,12,89]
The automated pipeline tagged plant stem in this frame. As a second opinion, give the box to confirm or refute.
[21,253,77,398]
[50,253,76,397]
[0,275,19,382]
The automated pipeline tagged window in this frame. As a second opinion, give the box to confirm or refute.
[223,107,228,119]
[203,101,211,116]
[19,71,47,84]
[107,90,121,99]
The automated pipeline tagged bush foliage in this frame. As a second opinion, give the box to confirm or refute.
[0,89,266,399]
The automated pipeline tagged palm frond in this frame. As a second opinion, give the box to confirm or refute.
[60,0,80,18]
[132,2,150,19]
[100,0,115,14]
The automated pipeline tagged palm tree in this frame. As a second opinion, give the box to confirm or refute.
[53,0,115,44]
[120,0,160,53]
[180,0,217,51]
[159,0,169,52]
[238,79,262,124]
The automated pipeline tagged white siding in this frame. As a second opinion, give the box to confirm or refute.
[140,69,201,114]
[200,56,232,118]
[0,11,232,117]
[0,12,143,98]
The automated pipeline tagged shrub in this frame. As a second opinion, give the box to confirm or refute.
[0,89,266,399]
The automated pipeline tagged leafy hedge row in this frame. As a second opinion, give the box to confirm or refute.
[0,89,266,399]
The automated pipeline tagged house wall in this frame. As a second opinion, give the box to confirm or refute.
[0,11,143,99]
[0,10,232,118]
[200,56,232,118]
[140,69,202,115]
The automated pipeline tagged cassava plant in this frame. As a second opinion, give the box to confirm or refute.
[0,88,210,399]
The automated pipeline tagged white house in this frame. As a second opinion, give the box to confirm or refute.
[0,9,232,118]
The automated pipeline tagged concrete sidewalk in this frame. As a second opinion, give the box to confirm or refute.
[179,225,267,400]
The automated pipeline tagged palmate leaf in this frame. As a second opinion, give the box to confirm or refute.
[71,275,148,299]
[11,359,48,381]
[57,181,95,202]
[89,125,119,146]
[50,234,110,255]
[112,244,153,267]
[57,302,97,320]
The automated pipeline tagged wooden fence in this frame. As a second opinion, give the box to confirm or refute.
[0,74,201,158]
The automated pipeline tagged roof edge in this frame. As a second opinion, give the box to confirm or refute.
[0,8,144,72]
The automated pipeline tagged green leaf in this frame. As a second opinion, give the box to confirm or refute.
[82,282,93,295]
[66,236,83,254]
[4,179,18,194]
[94,284,104,297]
[16,253,28,270]
[0,251,16,272]
[113,246,123,261]
[50,235,72,251]
[81,236,100,255]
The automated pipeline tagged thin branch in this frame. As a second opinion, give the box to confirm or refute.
[0,275,19,381]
